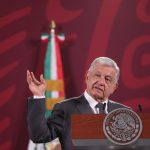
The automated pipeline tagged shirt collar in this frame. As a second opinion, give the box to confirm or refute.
[84,91,98,109]
[84,90,108,111]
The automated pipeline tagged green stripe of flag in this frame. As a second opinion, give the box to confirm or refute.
[44,37,52,98]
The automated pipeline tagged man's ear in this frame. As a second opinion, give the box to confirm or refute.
[113,83,119,91]
[85,71,89,84]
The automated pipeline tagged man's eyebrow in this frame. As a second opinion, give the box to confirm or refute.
[105,75,113,79]
[105,75,112,77]
[95,71,101,74]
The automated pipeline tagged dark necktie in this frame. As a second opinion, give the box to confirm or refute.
[95,103,106,114]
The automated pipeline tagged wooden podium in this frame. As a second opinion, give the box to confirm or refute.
[71,113,150,150]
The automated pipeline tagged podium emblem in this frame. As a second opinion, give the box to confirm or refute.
[103,108,143,145]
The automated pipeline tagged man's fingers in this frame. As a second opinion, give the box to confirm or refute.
[27,70,45,86]
[40,74,45,83]
[27,70,32,84]
[31,72,41,85]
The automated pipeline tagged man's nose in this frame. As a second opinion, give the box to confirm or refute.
[98,77,105,85]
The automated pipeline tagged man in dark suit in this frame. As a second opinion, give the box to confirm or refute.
[27,57,130,150]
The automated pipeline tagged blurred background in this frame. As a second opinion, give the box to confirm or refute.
[0,0,150,150]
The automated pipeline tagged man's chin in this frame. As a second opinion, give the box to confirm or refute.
[94,94,104,101]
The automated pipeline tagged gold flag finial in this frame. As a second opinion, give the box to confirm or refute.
[51,20,56,29]
[50,20,56,35]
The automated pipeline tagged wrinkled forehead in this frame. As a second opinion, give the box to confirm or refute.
[88,64,118,80]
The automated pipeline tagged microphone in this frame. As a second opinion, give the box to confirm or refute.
[138,104,142,112]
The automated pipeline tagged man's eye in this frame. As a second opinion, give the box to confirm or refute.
[95,74,100,77]
[105,77,111,82]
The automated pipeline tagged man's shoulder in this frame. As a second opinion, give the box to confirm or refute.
[108,100,131,109]
[52,94,85,112]
[58,94,84,105]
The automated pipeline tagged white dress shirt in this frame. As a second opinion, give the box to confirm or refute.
[84,91,108,114]
[33,95,45,99]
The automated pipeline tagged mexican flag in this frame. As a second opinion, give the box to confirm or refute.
[28,27,65,150]
[43,28,65,118]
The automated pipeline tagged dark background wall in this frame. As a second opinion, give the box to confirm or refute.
[0,0,150,149]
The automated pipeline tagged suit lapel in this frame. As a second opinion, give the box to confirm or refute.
[76,95,94,114]
[107,101,114,113]
[107,100,120,113]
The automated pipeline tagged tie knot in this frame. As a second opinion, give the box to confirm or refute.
[95,103,106,114]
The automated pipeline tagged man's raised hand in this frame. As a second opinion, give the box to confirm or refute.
[26,70,46,96]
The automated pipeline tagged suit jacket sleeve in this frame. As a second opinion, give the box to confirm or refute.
[27,97,65,143]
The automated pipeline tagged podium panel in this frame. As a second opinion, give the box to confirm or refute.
[71,113,150,150]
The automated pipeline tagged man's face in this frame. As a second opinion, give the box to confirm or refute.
[86,63,118,101]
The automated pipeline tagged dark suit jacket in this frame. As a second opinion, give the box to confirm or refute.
[27,94,129,150]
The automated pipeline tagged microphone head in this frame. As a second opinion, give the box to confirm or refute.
[138,104,142,112]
